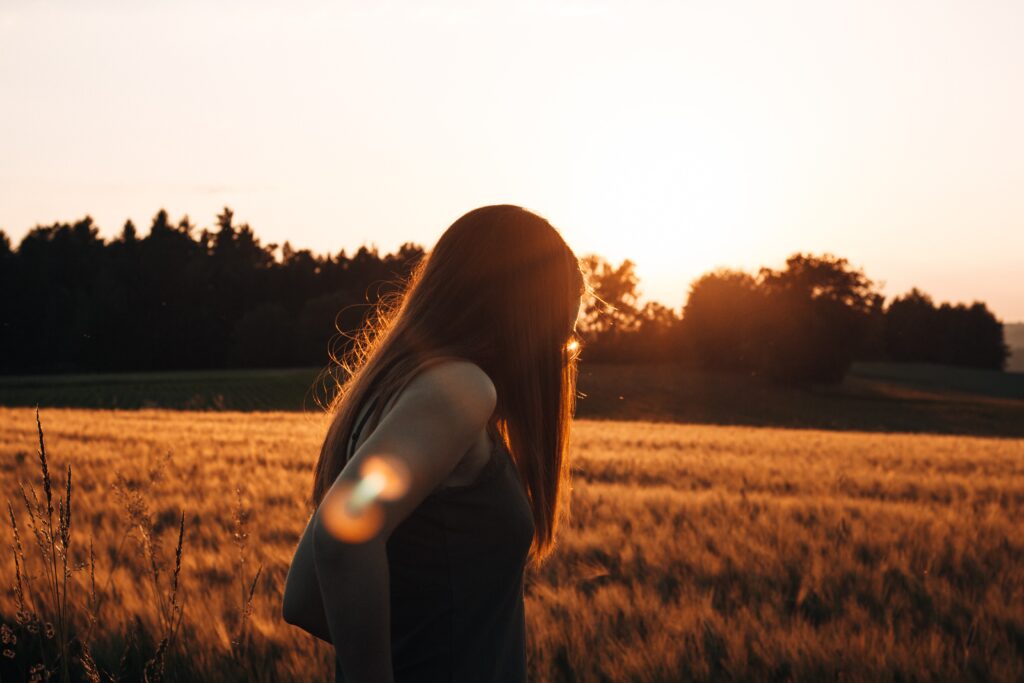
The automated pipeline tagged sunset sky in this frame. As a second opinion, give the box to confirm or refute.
[2,0,1022,320]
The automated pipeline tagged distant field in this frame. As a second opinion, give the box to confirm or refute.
[1011,349,1024,372]
[849,361,1024,400]
[2,361,1023,437]
[1,407,1021,681]
[0,366,328,412]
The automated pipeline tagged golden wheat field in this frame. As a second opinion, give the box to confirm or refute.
[1,406,1023,682]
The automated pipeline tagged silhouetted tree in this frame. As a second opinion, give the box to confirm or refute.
[884,288,939,362]
[0,208,425,374]
[757,253,884,383]
[0,210,1008,377]
[297,290,363,364]
[679,269,765,372]
[230,303,294,368]
[7,217,108,372]
[630,301,681,360]
[885,289,1009,369]
[576,255,645,360]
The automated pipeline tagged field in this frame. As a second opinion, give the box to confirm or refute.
[3,361,1023,438]
[1,405,1022,681]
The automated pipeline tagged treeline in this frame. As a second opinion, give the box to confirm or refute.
[0,208,1011,382]
[0,209,424,374]
[581,255,1010,382]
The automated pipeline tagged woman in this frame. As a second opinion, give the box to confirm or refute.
[282,205,587,682]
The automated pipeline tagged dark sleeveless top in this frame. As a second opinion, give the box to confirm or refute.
[334,361,536,682]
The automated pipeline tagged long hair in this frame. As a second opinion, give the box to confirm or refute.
[310,204,586,568]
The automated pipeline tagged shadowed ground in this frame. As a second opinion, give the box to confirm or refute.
[3,361,1020,437]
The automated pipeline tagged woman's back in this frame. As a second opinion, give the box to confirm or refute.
[333,363,536,682]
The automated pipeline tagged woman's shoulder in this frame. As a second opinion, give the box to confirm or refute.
[404,356,496,411]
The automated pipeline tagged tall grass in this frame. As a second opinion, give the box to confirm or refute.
[3,407,85,682]
[1,406,1022,681]
[1,409,263,682]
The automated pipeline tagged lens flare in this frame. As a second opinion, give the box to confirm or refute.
[319,454,412,543]
[360,455,411,501]
[566,339,580,353]
[320,480,384,543]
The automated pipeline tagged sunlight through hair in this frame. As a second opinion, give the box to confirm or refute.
[311,204,587,567]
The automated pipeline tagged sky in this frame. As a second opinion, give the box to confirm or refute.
[2,0,1022,320]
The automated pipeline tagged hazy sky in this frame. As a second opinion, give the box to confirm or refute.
[2,0,1022,319]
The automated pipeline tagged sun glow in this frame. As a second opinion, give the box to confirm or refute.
[558,105,796,300]
[1,3,1021,318]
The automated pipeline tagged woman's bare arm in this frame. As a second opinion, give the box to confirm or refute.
[282,512,332,643]
[302,359,498,681]
[313,521,394,681]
